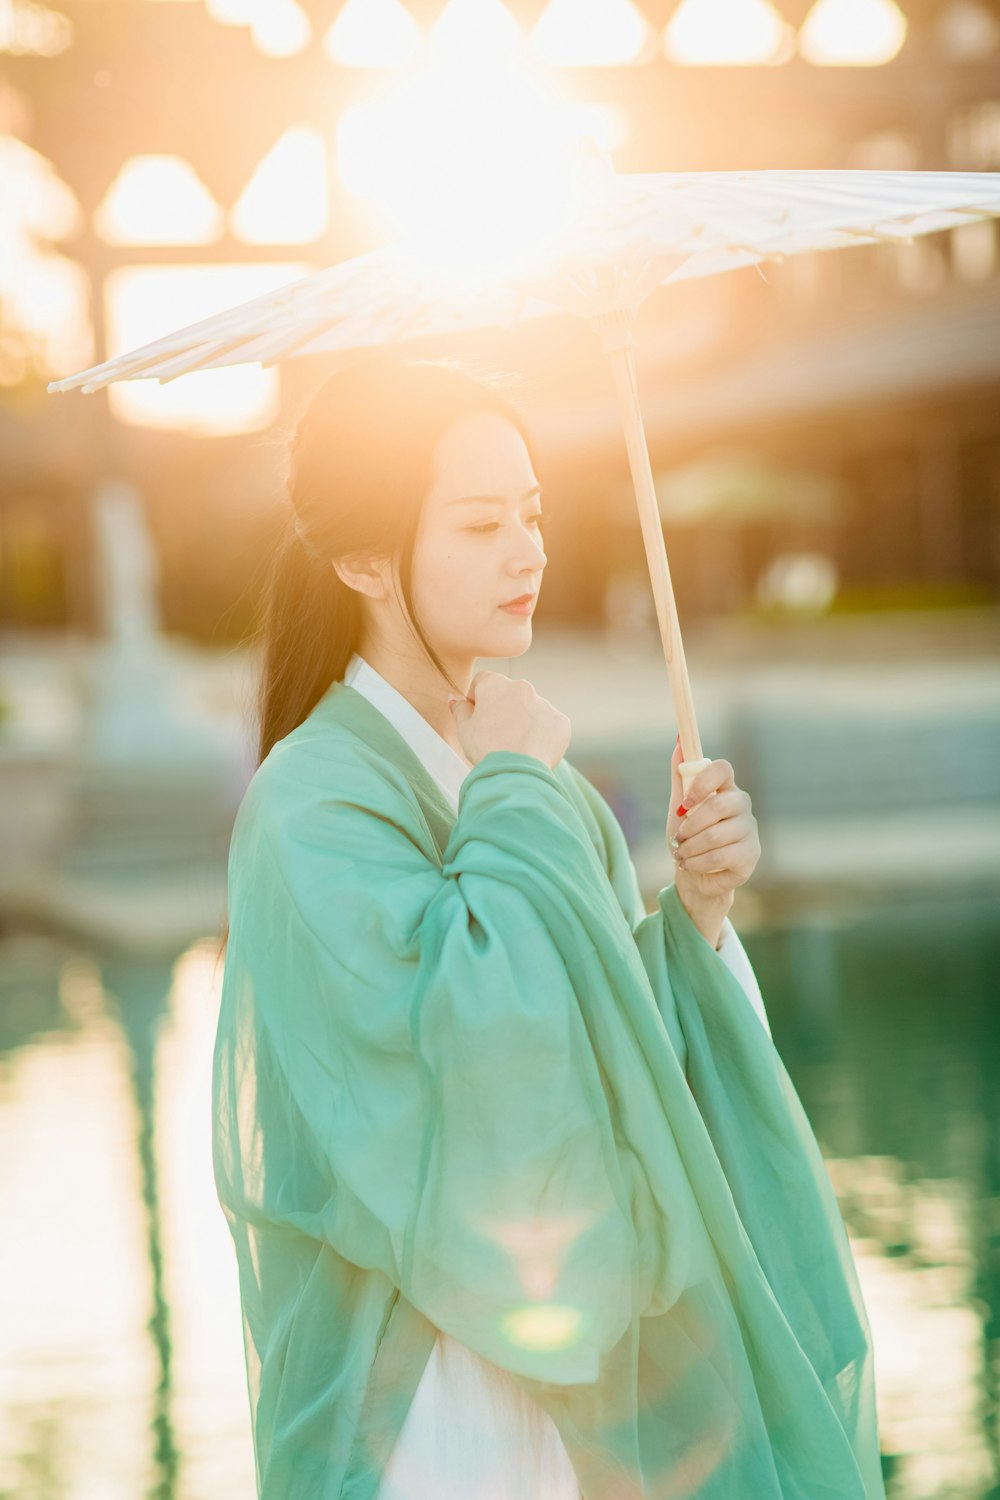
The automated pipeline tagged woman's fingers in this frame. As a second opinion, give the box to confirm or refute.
[674,835,755,877]
[668,758,761,893]
[675,819,751,865]
[674,806,760,874]
[674,790,748,845]
[681,757,737,809]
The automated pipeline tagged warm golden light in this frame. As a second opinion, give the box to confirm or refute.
[205,0,260,25]
[336,61,611,288]
[230,127,328,243]
[530,0,655,66]
[0,134,91,384]
[501,1304,585,1352]
[250,0,310,58]
[204,0,310,54]
[950,218,997,281]
[0,961,158,1474]
[564,101,630,154]
[894,236,947,293]
[663,0,795,65]
[484,1210,598,1299]
[429,0,522,65]
[94,156,223,245]
[323,0,421,67]
[104,263,310,433]
[947,100,1000,169]
[797,0,907,65]
[936,0,1000,59]
[155,942,256,1492]
[0,0,73,55]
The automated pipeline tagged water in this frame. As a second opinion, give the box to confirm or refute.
[0,888,997,1500]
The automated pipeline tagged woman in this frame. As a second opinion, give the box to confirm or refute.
[212,354,886,1500]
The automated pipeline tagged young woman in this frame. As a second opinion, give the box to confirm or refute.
[212,354,886,1500]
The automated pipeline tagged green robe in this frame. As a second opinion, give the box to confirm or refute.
[212,678,886,1500]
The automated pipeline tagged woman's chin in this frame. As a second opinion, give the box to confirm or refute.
[499,621,533,653]
[476,620,533,659]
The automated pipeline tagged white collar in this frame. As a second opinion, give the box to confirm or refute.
[344,653,471,811]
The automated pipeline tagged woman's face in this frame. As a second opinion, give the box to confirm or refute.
[409,409,547,664]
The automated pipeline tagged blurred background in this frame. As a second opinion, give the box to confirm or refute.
[2,1,1000,1496]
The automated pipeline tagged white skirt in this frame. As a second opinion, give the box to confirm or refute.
[378,1329,583,1500]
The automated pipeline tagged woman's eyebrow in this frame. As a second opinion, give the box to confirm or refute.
[446,484,543,508]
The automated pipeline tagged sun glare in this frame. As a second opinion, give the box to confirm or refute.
[104,263,310,433]
[0,0,73,55]
[335,62,616,291]
[204,0,261,25]
[429,0,523,64]
[0,134,91,384]
[797,0,908,64]
[530,0,655,65]
[94,156,223,246]
[323,0,421,66]
[230,127,328,243]
[250,0,310,58]
[663,0,795,64]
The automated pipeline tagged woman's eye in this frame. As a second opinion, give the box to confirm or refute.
[467,511,549,535]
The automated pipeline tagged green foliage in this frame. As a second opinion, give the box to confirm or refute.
[748,579,995,623]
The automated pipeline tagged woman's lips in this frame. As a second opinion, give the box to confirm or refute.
[500,595,535,614]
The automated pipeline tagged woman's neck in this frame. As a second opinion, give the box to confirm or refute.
[355,643,475,766]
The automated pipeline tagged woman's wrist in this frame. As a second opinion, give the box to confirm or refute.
[674,886,734,951]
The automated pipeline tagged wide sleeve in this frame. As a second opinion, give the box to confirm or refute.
[558,757,877,1416]
[716,919,772,1038]
[215,744,887,1497]
[558,758,773,1045]
[214,747,667,1385]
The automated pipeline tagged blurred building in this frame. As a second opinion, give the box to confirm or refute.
[2,0,999,637]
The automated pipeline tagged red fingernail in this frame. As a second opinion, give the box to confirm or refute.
[677,803,688,817]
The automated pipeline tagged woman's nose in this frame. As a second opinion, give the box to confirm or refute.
[516,532,546,567]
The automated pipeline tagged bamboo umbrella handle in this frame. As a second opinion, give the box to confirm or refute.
[594,312,711,797]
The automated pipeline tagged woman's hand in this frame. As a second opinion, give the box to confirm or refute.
[666,737,761,948]
[449,672,571,770]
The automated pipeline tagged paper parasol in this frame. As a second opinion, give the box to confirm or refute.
[47,163,1000,794]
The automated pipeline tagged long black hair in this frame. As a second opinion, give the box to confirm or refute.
[215,351,538,960]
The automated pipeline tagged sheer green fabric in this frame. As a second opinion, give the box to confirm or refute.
[212,680,886,1500]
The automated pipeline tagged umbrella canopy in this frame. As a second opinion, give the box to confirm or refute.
[47,165,1000,794]
[47,169,1000,395]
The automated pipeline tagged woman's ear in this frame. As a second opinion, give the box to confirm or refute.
[332,552,389,601]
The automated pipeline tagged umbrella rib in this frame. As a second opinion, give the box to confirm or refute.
[260,302,408,362]
[76,337,246,391]
[835,225,913,243]
[46,169,1000,397]
[148,337,261,382]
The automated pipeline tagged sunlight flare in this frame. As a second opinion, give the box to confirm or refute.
[797,0,907,65]
[230,128,328,243]
[323,0,421,67]
[104,264,309,432]
[530,0,655,66]
[250,0,310,57]
[429,0,523,65]
[663,0,795,65]
[336,62,609,289]
[94,156,223,246]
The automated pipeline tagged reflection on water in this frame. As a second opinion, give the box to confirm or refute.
[0,935,253,1500]
[747,886,1000,1500]
[0,888,997,1499]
